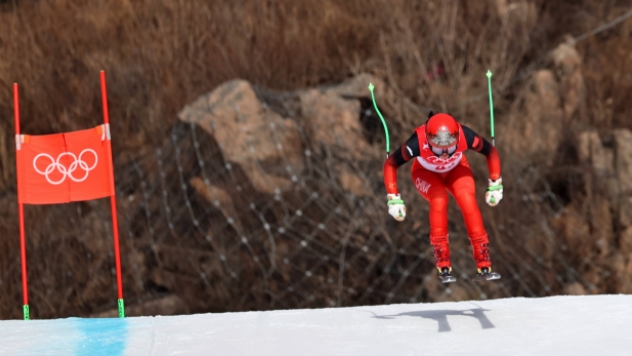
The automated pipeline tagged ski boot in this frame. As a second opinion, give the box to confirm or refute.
[438,266,456,283]
[431,239,454,283]
[472,266,501,282]
[471,241,500,281]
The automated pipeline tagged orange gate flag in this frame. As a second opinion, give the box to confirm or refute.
[16,125,114,204]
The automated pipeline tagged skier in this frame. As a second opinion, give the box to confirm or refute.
[383,112,503,282]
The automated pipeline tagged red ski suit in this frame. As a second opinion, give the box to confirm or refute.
[383,122,501,269]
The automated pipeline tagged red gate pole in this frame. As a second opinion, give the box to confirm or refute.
[99,71,125,318]
[14,83,30,320]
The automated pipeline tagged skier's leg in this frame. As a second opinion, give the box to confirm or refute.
[444,161,492,270]
[411,163,451,270]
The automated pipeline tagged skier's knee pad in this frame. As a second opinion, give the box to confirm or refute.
[453,189,477,208]
[428,191,449,212]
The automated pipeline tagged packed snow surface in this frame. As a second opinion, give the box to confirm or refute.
[1,295,631,355]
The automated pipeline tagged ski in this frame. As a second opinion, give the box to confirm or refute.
[438,267,456,283]
[472,268,501,282]
[439,275,457,283]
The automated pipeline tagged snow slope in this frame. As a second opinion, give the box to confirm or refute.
[1,295,631,356]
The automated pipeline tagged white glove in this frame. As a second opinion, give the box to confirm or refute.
[387,194,406,221]
[485,177,503,207]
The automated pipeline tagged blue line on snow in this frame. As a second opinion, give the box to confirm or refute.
[75,318,127,356]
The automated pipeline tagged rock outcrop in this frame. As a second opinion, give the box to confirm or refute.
[553,128,632,293]
[178,80,304,195]
[178,74,387,201]
[503,38,585,166]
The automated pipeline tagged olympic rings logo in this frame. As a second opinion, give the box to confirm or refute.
[33,149,98,185]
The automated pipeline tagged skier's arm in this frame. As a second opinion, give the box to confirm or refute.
[462,125,501,181]
[383,133,420,195]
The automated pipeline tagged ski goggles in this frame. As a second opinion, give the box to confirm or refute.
[430,144,457,157]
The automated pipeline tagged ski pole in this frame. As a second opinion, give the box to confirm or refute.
[368,83,391,158]
[486,70,495,147]
[486,70,503,207]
